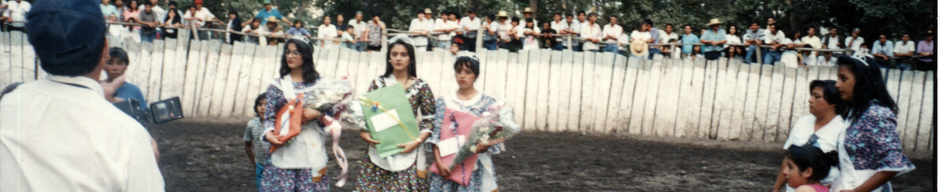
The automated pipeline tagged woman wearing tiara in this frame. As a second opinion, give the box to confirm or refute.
[427,54,520,192]
[355,35,437,191]
[259,36,337,192]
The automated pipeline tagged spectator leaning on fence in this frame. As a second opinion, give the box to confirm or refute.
[724,25,743,59]
[184,0,219,39]
[762,17,776,40]
[341,25,356,49]
[4,0,29,31]
[495,11,511,50]
[630,22,652,58]
[335,14,347,36]
[138,0,164,37]
[317,16,337,46]
[781,29,803,68]
[0,0,165,190]
[916,30,934,70]
[102,0,119,21]
[893,33,915,71]
[680,24,699,58]
[163,7,182,38]
[549,13,567,50]
[573,11,587,51]
[822,27,843,54]
[743,21,764,63]
[459,8,481,52]
[870,34,894,69]
[660,23,678,47]
[364,11,385,52]
[482,14,498,50]
[601,16,622,53]
[263,17,283,46]
[845,28,866,54]
[699,19,727,61]
[520,7,537,29]
[580,13,602,52]
[520,18,540,51]
[764,23,785,65]
[507,17,522,52]
[540,22,556,50]
[226,10,243,44]
[138,1,158,43]
[410,11,431,49]
[817,51,836,66]
[349,11,368,51]
[255,0,289,26]
[560,13,577,50]
[288,20,311,39]
[800,27,822,66]
[434,11,458,50]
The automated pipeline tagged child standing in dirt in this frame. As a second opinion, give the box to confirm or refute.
[781,144,839,192]
[243,94,270,191]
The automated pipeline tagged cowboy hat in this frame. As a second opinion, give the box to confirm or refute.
[523,7,533,13]
[497,11,509,18]
[630,40,649,57]
[424,8,432,14]
[705,18,722,26]
[266,16,279,23]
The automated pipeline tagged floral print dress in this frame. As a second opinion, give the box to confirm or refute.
[354,75,436,192]
[832,102,915,192]
[426,91,518,192]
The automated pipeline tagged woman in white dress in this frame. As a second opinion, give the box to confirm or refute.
[773,80,845,192]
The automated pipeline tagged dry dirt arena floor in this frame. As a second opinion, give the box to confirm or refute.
[148,119,936,192]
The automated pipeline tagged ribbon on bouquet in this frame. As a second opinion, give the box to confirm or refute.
[320,115,350,187]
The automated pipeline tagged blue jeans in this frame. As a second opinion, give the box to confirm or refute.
[438,41,450,50]
[648,48,662,60]
[745,45,758,63]
[355,42,366,52]
[764,51,782,65]
[603,44,619,53]
[897,62,912,71]
[141,32,156,42]
[255,163,264,191]
[484,40,498,50]
[552,43,565,50]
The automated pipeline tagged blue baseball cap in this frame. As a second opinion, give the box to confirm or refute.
[27,0,107,76]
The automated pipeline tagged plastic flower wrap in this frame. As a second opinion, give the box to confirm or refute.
[449,101,520,170]
[302,74,363,187]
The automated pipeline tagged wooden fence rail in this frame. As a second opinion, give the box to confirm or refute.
[1,29,935,156]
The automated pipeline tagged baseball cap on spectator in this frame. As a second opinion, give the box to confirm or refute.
[27,0,107,77]
[195,0,203,4]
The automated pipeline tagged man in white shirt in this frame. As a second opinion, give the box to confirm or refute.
[763,23,786,65]
[348,11,368,52]
[659,23,679,46]
[601,15,622,53]
[569,11,586,51]
[3,0,30,31]
[458,8,481,52]
[434,11,458,50]
[549,13,567,50]
[579,13,602,51]
[1,0,164,191]
[844,28,865,54]
[482,13,498,50]
[409,11,430,49]
[762,17,776,40]
[561,13,580,50]
[893,33,916,71]
[800,27,822,66]
[871,34,894,68]
[317,16,337,47]
[519,7,538,30]
[183,0,218,40]
[495,11,512,50]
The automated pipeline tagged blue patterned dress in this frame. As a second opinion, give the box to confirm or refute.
[832,102,915,192]
[426,91,517,192]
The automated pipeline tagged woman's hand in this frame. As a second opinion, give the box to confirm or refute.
[475,141,492,153]
[265,131,285,147]
[302,109,321,124]
[436,161,452,177]
[396,140,421,154]
[359,131,381,147]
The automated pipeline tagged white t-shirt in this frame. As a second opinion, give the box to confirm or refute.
[660,31,679,45]
[183,7,215,27]
[844,36,865,52]
[5,0,30,27]
[459,16,482,38]
[602,24,623,44]
[630,30,651,43]
[579,23,602,50]
[497,21,512,41]
[348,19,368,39]
[550,20,568,42]
[435,19,458,41]
[0,76,165,191]
[317,24,338,45]
[724,34,742,49]
[893,40,916,55]
[409,18,430,46]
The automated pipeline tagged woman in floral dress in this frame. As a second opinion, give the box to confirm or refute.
[427,55,520,192]
[831,55,915,192]
[355,35,435,191]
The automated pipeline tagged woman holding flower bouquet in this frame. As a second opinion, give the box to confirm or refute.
[355,35,437,191]
[427,54,521,192]
[258,36,334,191]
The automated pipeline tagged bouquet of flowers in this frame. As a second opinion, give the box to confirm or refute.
[449,101,520,170]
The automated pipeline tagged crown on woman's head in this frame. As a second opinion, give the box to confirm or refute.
[388,34,415,47]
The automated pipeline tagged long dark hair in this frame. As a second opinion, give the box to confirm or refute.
[836,55,897,121]
[279,39,320,82]
[381,40,417,78]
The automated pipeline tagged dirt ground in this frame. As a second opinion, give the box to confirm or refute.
[148,119,935,192]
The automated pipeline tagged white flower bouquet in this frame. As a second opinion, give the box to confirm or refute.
[448,101,519,170]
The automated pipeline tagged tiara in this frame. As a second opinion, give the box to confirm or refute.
[388,34,415,47]
[849,54,873,67]
[456,51,479,62]
[290,36,311,45]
